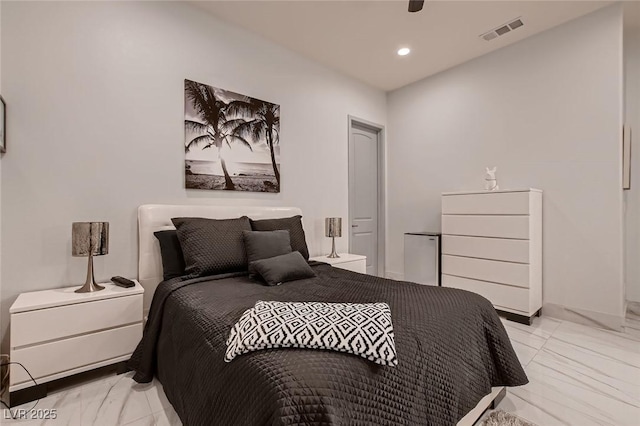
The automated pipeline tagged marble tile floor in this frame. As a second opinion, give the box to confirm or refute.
[3,315,639,426]
[2,371,179,426]
[477,316,640,426]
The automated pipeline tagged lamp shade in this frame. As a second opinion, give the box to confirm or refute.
[325,218,342,238]
[72,222,109,257]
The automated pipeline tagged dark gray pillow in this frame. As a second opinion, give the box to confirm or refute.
[243,230,292,274]
[172,216,251,277]
[250,251,316,286]
[250,216,309,260]
[154,230,186,281]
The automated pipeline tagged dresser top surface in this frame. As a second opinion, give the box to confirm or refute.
[442,188,542,196]
[10,281,144,313]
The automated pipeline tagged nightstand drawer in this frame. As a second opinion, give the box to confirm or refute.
[11,294,143,348]
[334,260,366,274]
[11,323,142,386]
[309,254,367,274]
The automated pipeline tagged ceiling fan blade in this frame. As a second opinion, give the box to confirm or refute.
[408,0,424,13]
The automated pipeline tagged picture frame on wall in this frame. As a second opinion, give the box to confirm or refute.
[0,95,5,154]
[184,79,281,193]
[623,125,632,190]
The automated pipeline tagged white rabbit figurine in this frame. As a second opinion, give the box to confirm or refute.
[485,167,499,191]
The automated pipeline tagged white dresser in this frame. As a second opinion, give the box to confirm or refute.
[441,189,542,324]
[9,282,143,404]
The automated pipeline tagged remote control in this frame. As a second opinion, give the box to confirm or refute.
[111,276,136,288]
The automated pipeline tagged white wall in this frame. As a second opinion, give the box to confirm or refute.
[0,1,386,347]
[624,18,640,303]
[387,5,625,321]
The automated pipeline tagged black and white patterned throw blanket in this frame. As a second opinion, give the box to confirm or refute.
[225,300,398,366]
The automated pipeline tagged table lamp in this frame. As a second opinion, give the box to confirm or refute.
[325,217,342,258]
[72,222,109,293]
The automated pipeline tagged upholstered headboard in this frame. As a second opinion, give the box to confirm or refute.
[138,204,304,313]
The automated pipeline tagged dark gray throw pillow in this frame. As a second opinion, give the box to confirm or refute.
[153,230,186,281]
[250,251,316,286]
[243,230,292,274]
[172,216,251,277]
[250,216,310,260]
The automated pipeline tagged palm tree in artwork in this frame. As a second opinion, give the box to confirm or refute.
[226,99,281,190]
[184,80,252,190]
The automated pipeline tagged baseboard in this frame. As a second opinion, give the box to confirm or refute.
[627,301,640,316]
[543,303,624,332]
[385,271,404,281]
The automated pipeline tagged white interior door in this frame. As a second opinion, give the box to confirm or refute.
[349,122,379,275]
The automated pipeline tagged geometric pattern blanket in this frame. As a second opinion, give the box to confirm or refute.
[225,300,397,366]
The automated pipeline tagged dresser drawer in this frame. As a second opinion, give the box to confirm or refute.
[442,215,529,239]
[442,255,530,288]
[442,235,529,263]
[442,274,530,314]
[11,323,142,386]
[11,294,143,348]
[442,191,531,215]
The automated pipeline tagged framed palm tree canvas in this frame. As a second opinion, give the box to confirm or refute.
[0,95,5,153]
[184,79,280,192]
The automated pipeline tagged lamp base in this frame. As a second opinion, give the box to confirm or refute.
[75,255,105,293]
[75,281,105,293]
[327,237,340,258]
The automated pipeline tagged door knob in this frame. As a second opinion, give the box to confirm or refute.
[352,225,358,228]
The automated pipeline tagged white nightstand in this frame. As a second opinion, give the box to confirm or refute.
[9,281,144,404]
[310,253,367,274]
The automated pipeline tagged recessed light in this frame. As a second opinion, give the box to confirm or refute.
[397,47,411,56]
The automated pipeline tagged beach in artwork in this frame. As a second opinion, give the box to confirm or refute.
[185,160,279,192]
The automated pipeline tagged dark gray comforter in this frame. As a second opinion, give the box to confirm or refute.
[129,263,527,426]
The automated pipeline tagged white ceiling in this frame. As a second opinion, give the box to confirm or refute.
[193,0,614,91]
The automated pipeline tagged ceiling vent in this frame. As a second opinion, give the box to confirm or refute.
[480,17,524,41]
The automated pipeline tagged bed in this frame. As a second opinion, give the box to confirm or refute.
[129,204,527,426]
